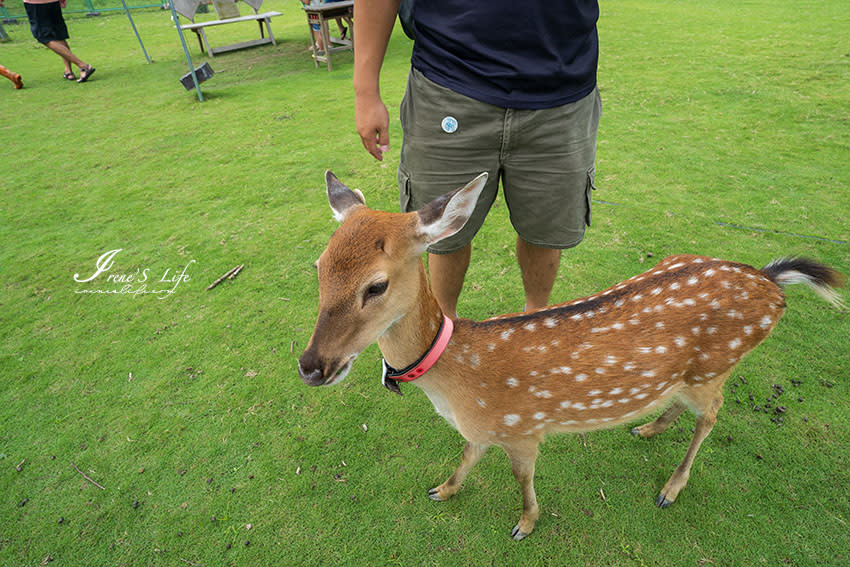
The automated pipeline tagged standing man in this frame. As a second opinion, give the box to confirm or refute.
[23,0,95,82]
[353,0,602,320]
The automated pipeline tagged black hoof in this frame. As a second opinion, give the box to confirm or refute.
[630,427,641,436]
[656,493,673,508]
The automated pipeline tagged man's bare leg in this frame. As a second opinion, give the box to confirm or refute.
[45,40,86,74]
[427,245,471,320]
[516,236,561,311]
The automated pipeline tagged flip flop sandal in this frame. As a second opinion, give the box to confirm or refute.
[63,71,76,81]
[77,65,95,83]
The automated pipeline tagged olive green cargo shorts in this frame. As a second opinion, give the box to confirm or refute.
[398,67,602,254]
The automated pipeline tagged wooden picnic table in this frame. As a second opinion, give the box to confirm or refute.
[302,1,354,71]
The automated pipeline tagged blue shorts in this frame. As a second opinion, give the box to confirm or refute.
[25,1,69,44]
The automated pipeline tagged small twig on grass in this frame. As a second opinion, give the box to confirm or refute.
[180,559,204,567]
[228,264,245,280]
[72,462,106,490]
[206,265,240,290]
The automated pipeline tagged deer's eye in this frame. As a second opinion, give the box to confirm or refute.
[364,280,389,303]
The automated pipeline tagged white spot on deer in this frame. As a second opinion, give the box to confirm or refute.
[629,387,642,395]
[688,277,699,286]
[604,355,618,365]
[727,309,739,318]
[670,282,681,291]
[560,420,579,426]
[469,354,481,368]
[599,400,614,408]
[591,326,610,333]
[634,393,649,400]
[729,338,742,349]
[655,381,668,390]
[532,412,546,421]
[743,325,753,335]
[504,414,521,427]
[693,258,704,264]
[638,346,652,354]
[651,287,662,295]
[487,343,496,352]
[623,410,639,418]
[699,353,710,361]
[623,361,637,371]
[655,321,665,329]
[535,390,553,399]
[506,377,519,388]
[551,339,560,347]
[760,315,773,329]
[632,294,644,302]
[585,310,596,318]
[524,322,537,332]
[477,398,487,408]
[629,318,640,325]
[588,389,603,397]
[570,313,583,321]
[655,345,668,354]
[683,298,696,306]
[560,400,571,409]
[706,326,717,335]
[575,373,588,382]
[704,268,716,277]
[618,398,631,404]
[641,370,656,378]
[643,307,653,314]
[501,329,515,341]
[610,387,624,395]
[674,336,687,347]
[660,384,676,396]
[529,370,539,377]
[615,299,625,307]
[699,313,709,321]
[544,317,557,328]
[692,327,701,335]
[595,368,606,375]
[721,280,732,289]
[612,322,625,330]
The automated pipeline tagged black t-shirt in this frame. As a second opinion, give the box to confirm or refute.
[410,0,600,109]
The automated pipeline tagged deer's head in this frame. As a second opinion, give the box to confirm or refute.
[298,171,487,387]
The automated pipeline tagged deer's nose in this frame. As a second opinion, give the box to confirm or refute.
[298,351,325,386]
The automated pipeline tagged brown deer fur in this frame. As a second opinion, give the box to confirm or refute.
[298,171,845,540]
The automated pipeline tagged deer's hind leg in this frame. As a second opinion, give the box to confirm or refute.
[656,376,726,508]
[630,399,687,438]
[429,441,489,502]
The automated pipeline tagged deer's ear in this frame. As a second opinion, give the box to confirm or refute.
[416,173,488,246]
[326,170,366,222]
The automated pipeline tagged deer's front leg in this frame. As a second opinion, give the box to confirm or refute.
[505,441,540,541]
[429,441,489,502]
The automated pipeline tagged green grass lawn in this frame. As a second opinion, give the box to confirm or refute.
[1,1,849,565]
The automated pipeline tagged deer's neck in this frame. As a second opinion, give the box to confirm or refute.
[377,259,445,372]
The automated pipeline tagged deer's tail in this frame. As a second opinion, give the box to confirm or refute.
[761,257,846,309]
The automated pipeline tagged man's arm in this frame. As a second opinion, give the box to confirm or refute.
[353,0,402,161]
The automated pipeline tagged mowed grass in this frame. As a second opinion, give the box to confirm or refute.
[1,0,849,565]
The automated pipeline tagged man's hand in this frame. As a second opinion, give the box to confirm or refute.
[355,92,390,161]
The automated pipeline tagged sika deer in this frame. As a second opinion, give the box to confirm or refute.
[298,171,845,540]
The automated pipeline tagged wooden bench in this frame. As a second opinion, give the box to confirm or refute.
[175,0,283,57]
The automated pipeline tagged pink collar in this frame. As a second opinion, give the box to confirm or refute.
[381,315,454,395]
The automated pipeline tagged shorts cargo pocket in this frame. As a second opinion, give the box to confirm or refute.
[398,167,413,213]
[585,166,597,227]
